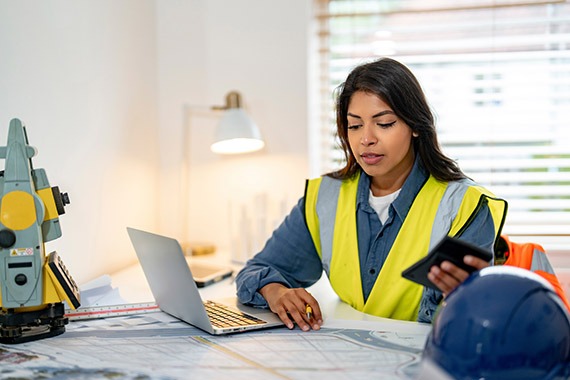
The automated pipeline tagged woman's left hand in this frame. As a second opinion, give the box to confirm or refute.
[427,255,490,296]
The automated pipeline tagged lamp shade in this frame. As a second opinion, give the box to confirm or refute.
[210,108,265,155]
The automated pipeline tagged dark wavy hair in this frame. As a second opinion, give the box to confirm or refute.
[329,57,466,182]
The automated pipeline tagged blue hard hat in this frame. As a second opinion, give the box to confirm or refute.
[422,266,570,380]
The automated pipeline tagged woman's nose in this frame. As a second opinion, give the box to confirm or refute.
[361,125,377,146]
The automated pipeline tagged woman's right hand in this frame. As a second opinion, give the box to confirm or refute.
[428,255,491,296]
[259,283,323,331]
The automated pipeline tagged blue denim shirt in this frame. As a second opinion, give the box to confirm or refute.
[235,158,495,323]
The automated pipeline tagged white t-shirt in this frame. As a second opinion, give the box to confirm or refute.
[368,188,401,224]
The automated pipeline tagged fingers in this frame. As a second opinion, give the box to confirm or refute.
[308,299,323,329]
[261,285,322,331]
[464,255,491,270]
[428,255,491,296]
[274,307,296,330]
[428,264,462,296]
[274,295,306,330]
[278,291,322,332]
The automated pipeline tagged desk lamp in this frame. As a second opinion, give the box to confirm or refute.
[181,91,264,256]
[210,91,264,154]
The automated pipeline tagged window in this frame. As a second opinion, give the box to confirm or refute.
[314,0,570,250]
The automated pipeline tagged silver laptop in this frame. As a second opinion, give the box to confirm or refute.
[126,227,284,335]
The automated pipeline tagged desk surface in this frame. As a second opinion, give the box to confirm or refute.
[0,257,433,380]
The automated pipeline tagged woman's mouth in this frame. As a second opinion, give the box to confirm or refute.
[361,153,384,165]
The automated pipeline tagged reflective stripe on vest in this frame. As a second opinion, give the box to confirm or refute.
[304,172,507,321]
[503,236,556,274]
[316,176,342,275]
[532,250,555,273]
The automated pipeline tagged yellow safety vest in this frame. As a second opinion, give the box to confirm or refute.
[304,172,507,321]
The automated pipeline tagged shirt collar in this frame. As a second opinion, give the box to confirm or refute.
[356,156,429,222]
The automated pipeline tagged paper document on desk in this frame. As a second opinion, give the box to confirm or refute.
[0,310,427,379]
[76,274,127,307]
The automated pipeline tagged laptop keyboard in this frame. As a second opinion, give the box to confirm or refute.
[204,301,266,328]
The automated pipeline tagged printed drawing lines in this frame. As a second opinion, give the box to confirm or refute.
[0,312,424,380]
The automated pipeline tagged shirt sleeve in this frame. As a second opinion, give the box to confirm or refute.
[235,197,324,308]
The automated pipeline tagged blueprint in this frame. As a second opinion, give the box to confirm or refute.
[0,311,428,380]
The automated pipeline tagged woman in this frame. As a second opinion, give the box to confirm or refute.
[235,58,507,331]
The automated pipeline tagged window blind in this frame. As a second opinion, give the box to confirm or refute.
[314,0,570,249]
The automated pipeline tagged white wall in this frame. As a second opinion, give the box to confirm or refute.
[0,0,160,284]
[0,0,311,284]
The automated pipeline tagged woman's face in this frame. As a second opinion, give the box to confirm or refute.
[346,90,415,193]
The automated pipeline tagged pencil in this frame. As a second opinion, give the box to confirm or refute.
[305,304,312,320]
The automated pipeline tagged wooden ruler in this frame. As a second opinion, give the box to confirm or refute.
[65,302,160,321]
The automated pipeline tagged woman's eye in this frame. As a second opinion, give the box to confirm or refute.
[378,121,396,128]
[347,124,361,130]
